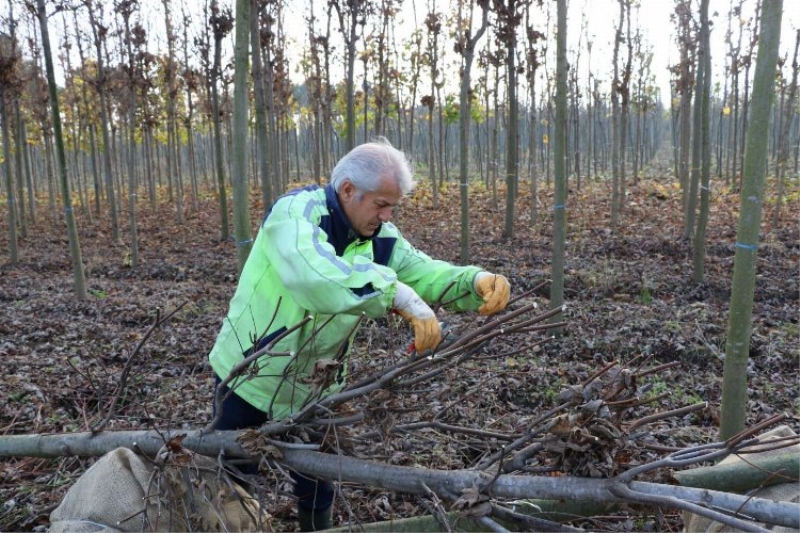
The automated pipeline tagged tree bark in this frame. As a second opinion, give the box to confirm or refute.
[456,0,489,264]
[210,2,232,242]
[772,29,800,227]
[35,0,87,299]
[550,0,567,334]
[86,1,120,242]
[720,0,783,439]
[692,0,712,282]
[0,429,797,530]
[674,452,799,494]
[231,0,253,272]
[0,86,18,263]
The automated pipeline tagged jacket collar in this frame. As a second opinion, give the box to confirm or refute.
[324,183,382,248]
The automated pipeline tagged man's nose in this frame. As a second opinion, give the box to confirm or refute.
[378,207,392,222]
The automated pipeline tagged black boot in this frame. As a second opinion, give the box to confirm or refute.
[298,505,332,531]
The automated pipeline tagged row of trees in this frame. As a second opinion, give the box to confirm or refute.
[1,1,796,251]
[0,0,793,435]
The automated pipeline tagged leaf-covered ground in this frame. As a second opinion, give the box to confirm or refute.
[1,171,798,532]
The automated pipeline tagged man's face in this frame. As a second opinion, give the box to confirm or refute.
[339,176,402,237]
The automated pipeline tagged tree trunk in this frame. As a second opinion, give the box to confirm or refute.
[35,0,87,299]
[87,3,120,243]
[0,429,796,530]
[210,2,231,242]
[424,10,441,209]
[12,100,27,238]
[0,87,18,263]
[457,0,488,265]
[618,0,632,215]
[609,0,622,228]
[251,0,274,210]
[692,0,712,282]
[502,0,520,240]
[720,0,783,439]
[685,0,705,241]
[231,0,253,272]
[162,0,183,224]
[772,29,800,227]
[674,451,799,494]
[550,0,567,334]
[120,6,140,269]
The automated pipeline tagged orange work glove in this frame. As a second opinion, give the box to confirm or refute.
[392,281,442,353]
[474,272,511,315]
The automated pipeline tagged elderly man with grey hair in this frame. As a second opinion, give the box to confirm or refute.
[208,137,511,530]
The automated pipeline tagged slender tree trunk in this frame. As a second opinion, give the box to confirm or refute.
[322,4,334,174]
[210,3,231,242]
[503,0,519,240]
[88,124,101,215]
[12,100,27,238]
[617,0,632,215]
[676,0,693,211]
[120,7,139,268]
[35,0,86,299]
[526,13,539,227]
[772,29,800,227]
[87,4,120,242]
[737,61,752,191]
[550,0,567,334]
[231,0,253,272]
[19,118,35,226]
[720,0,783,439]
[180,11,200,213]
[610,0,622,228]
[457,1,489,264]
[43,132,56,223]
[427,97,437,208]
[686,15,706,241]
[251,0,273,211]
[692,0,712,282]
[340,3,360,152]
[161,0,183,223]
[425,9,441,209]
[144,128,156,210]
[490,58,500,209]
[407,29,422,153]
[0,88,18,262]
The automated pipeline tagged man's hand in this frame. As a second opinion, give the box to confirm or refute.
[474,272,511,315]
[392,282,442,353]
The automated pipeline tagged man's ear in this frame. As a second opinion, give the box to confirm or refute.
[340,180,356,202]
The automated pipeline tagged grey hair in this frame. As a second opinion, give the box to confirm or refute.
[330,137,416,195]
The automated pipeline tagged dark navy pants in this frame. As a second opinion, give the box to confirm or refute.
[212,378,334,512]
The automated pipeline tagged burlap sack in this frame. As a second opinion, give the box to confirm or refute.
[682,426,800,533]
[49,447,266,532]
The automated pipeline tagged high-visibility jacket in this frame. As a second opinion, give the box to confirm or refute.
[208,184,485,419]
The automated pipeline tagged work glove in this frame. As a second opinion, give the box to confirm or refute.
[392,281,442,353]
[474,272,511,315]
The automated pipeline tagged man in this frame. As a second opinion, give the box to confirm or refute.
[208,138,510,531]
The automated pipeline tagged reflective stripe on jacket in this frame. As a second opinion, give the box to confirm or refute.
[208,184,485,419]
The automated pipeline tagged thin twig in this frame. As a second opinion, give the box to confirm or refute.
[626,401,708,432]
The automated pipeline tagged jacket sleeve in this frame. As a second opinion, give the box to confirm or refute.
[385,224,485,312]
[260,192,397,318]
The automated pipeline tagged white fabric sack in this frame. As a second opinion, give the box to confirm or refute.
[50,447,264,532]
